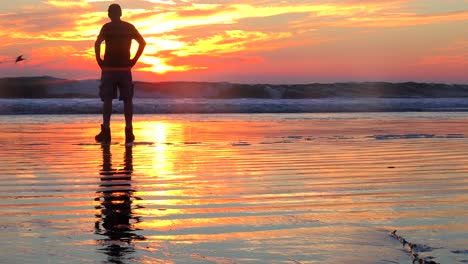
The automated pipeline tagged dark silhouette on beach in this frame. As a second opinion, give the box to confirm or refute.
[94,4,146,144]
[95,145,144,263]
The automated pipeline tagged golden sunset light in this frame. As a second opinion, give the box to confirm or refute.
[0,0,467,83]
[2,2,468,263]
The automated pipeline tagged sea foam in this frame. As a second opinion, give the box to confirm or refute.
[1,98,468,114]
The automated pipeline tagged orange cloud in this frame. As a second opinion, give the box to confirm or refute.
[173,30,292,57]
[136,29,294,74]
[419,54,468,65]
[115,2,418,74]
[290,2,468,29]
[30,46,79,64]
[130,2,399,36]
[144,0,177,4]
[344,11,468,27]
[46,0,91,9]
[0,3,102,42]
[418,39,468,66]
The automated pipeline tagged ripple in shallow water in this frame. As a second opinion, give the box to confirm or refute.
[0,113,467,263]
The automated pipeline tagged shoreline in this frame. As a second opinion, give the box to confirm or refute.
[2,98,468,114]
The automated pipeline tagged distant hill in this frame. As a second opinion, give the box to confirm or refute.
[0,76,98,98]
[1,76,468,99]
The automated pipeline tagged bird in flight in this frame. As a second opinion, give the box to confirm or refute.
[15,55,26,63]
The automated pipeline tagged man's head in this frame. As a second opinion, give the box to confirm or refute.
[108,4,122,21]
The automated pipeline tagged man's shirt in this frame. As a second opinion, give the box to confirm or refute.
[98,21,142,68]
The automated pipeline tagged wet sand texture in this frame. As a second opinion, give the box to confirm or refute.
[0,113,467,263]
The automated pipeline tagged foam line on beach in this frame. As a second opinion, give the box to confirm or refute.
[390,230,440,264]
[2,98,468,114]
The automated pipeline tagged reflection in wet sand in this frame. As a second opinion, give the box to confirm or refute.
[95,144,145,263]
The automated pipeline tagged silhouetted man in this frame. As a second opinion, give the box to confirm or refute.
[95,4,146,144]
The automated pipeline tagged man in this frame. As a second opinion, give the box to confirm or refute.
[94,4,146,144]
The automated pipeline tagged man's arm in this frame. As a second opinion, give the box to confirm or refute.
[94,34,105,69]
[131,31,146,67]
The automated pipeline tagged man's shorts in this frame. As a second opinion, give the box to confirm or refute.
[99,70,134,101]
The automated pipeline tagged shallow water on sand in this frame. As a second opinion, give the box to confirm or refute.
[0,113,467,264]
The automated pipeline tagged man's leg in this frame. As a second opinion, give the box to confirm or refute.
[96,71,115,143]
[120,70,135,144]
[103,99,113,128]
[123,99,133,128]
[124,99,135,143]
[96,99,112,143]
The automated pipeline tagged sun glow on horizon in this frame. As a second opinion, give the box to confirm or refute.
[139,56,197,73]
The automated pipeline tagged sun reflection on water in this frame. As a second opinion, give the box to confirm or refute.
[138,122,174,177]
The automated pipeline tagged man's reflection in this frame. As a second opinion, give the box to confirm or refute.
[95,144,144,263]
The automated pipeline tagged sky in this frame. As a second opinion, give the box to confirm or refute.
[0,0,467,84]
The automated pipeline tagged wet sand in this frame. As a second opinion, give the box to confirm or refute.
[0,113,467,263]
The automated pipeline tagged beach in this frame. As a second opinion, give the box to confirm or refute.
[1,113,467,263]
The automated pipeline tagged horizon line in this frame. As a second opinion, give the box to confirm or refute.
[1,75,468,86]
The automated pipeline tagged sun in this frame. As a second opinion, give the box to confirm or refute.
[139,56,174,74]
[138,55,200,74]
